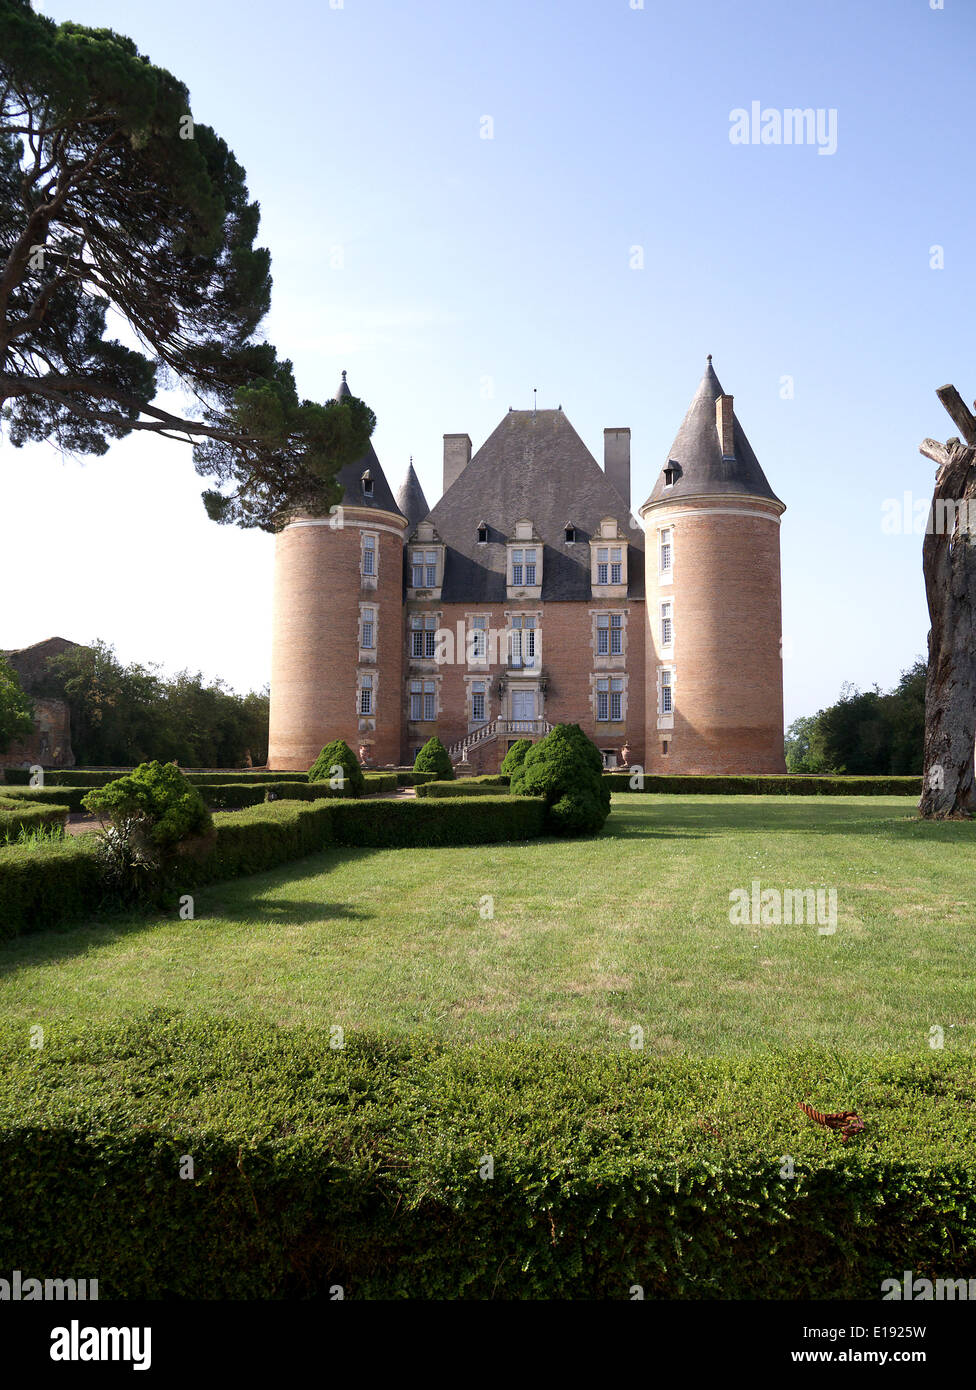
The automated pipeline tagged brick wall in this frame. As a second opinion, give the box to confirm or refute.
[642,498,786,774]
[401,599,645,770]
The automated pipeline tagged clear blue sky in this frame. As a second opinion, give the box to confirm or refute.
[4,0,973,723]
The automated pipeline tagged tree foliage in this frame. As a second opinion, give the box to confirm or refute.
[785,661,926,775]
[0,651,33,752]
[0,0,372,528]
[510,722,611,836]
[47,640,269,767]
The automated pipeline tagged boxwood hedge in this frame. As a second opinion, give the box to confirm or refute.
[0,1016,971,1300]
[0,797,548,936]
[0,797,70,838]
[602,773,922,796]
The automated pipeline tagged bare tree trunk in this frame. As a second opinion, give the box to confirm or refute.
[918,388,976,818]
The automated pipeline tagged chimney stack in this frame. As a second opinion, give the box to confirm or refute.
[604,428,631,507]
[443,433,471,494]
[716,395,735,458]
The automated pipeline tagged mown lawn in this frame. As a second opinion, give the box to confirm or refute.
[1,794,973,1053]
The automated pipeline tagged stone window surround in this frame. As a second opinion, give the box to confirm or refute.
[462,672,492,730]
[658,596,674,657]
[408,608,443,666]
[589,606,629,669]
[657,664,675,729]
[358,600,378,661]
[356,667,377,727]
[406,672,442,723]
[504,608,543,670]
[360,529,379,589]
[589,518,628,597]
[590,671,629,725]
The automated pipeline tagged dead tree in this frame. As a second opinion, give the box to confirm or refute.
[918,386,976,817]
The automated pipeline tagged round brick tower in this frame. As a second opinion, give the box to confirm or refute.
[640,358,786,775]
[267,372,407,770]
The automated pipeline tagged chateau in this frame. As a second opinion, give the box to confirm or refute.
[267,359,787,775]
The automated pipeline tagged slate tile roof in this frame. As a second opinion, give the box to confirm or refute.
[420,408,645,602]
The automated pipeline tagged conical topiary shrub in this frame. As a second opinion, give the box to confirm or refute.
[308,739,366,795]
[500,738,532,778]
[510,723,610,835]
[414,736,454,780]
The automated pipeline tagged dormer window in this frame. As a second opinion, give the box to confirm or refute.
[506,521,543,595]
[477,521,489,544]
[590,518,628,594]
[565,523,577,543]
[411,548,439,588]
[664,461,681,487]
[361,470,374,498]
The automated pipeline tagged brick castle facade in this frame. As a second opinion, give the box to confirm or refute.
[268,359,786,774]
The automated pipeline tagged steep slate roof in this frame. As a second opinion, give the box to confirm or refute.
[395,459,430,529]
[642,359,783,510]
[422,408,645,602]
[332,371,405,518]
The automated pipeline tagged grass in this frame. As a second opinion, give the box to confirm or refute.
[0,794,973,1053]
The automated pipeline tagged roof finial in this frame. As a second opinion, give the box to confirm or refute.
[533,387,537,417]
[706,354,712,365]
[341,369,347,381]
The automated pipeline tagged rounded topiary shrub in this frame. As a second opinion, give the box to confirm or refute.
[308,740,365,796]
[414,736,454,780]
[81,761,215,897]
[500,738,532,777]
[510,723,611,835]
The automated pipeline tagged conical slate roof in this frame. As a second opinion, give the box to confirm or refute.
[396,458,429,530]
[425,407,644,602]
[642,359,783,511]
[332,371,405,518]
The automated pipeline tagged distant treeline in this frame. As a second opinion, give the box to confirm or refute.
[785,660,925,776]
[44,641,269,768]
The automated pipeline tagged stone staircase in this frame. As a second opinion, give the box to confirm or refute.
[448,719,552,765]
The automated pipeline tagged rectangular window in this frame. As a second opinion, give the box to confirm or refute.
[411,550,424,587]
[359,675,373,715]
[424,614,437,658]
[660,529,672,573]
[410,614,423,658]
[610,677,623,722]
[597,678,609,722]
[524,548,537,585]
[472,682,486,723]
[471,615,487,660]
[361,609,375,649]
[423,681,436,722]
[597,547,608,585]
[362,535,376,576]
[597,614,609,655]
[610,547,622,585]
[661,669,673,714]
[425,550,438,587]
[510,615,536,667]
[610,612,622,655]
[409,679,422,721]
[511,549,524,586]
[661,602,672,647]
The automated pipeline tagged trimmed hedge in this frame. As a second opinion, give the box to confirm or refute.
[416,780,511,798]
[362,772,398,794]
[1,769,309,787]
[394,771,438,787]
[0,786,95,813]
[602,773,922,796]
[0,838,101,941]
[0,797,70,838]
[0,1017,972,1299]
[0,797,548,936]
